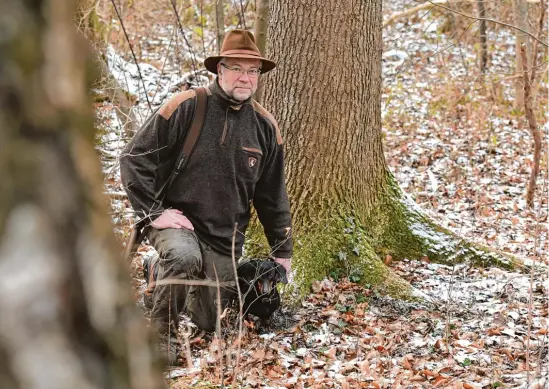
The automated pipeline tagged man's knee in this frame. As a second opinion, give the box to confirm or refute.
[150,228,202,277]
[160,245,202,276]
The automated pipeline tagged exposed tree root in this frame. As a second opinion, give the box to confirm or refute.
[365,173,522,270]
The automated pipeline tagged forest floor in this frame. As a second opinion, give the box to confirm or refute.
[94,0,548,387]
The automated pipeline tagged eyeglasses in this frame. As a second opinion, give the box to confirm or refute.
[220,63,262,77]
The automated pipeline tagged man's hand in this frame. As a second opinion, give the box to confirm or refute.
[274,257,293,283]
[151,209,194,230]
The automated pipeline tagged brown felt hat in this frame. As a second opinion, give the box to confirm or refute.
[204,29,276,74]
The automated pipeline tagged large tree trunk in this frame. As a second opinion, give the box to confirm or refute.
[0,0,162,387]
[259,0,520,297]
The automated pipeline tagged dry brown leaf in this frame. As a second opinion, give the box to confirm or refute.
[487,327,503,335]
[360,360,371,376]
[325,347,337,359]
[251,349,265,362]
[434,338,446,350]
[422,369,437,377]
[432,376,448,387]
[409,374,426,382]
[497,348,514,361]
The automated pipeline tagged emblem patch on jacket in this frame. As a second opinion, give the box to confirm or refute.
[248,157,257,167]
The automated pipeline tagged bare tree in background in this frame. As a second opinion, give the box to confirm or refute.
[253,0,270,103]
[216,0,225,53]
[477,0,488,73]
[0,0,162,387]
[513,0,533,108]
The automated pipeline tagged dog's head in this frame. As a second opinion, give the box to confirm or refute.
[238,259,288,295]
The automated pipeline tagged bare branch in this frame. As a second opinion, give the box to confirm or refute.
[425,0,549,47]
[109,0,153,111]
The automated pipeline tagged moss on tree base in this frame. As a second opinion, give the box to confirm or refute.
[366,173,521,270]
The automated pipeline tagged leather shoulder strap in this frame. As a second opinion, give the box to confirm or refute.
[177,86,207,170]
[155,86,208,200]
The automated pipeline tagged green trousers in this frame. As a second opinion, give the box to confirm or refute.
[147,228,237,334]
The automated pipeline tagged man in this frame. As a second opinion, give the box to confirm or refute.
[120,29,293,364]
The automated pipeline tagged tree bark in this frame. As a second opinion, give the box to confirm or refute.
[0,0,162,387]
[254,0,270,103]
[256,0,521,297]
[521,47,541,207]
[216,0,225,53]
[477,0,488,73]
[513,0,533,108]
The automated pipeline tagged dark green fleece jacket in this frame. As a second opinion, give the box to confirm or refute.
[120,80,292,258]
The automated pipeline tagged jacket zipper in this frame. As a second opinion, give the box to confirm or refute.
[221,105,242,145]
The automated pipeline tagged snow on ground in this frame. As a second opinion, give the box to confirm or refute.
[164,261,548,388]
[381,2,547,262]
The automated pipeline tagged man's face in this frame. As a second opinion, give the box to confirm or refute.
[217,58,262,101]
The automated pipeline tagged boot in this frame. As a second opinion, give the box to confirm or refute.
[156,332,181,366]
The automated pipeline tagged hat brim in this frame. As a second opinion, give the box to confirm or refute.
[204,54,276,74]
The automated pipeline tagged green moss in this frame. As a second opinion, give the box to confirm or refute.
[364,173,520,269]
[244,206,414,300]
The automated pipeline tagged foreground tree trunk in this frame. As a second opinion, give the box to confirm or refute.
[0,0,161,387]
[260,0,520,297]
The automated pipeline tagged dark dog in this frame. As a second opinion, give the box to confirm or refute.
[237,259,288,326]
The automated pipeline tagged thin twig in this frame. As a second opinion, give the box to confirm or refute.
[383,0,446,28]
[231,222,244,385]
[169,0,200,76]
[526,178,547,383]
[155,278,235,287]
[212,264,224,388]
[109,0,152,111]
